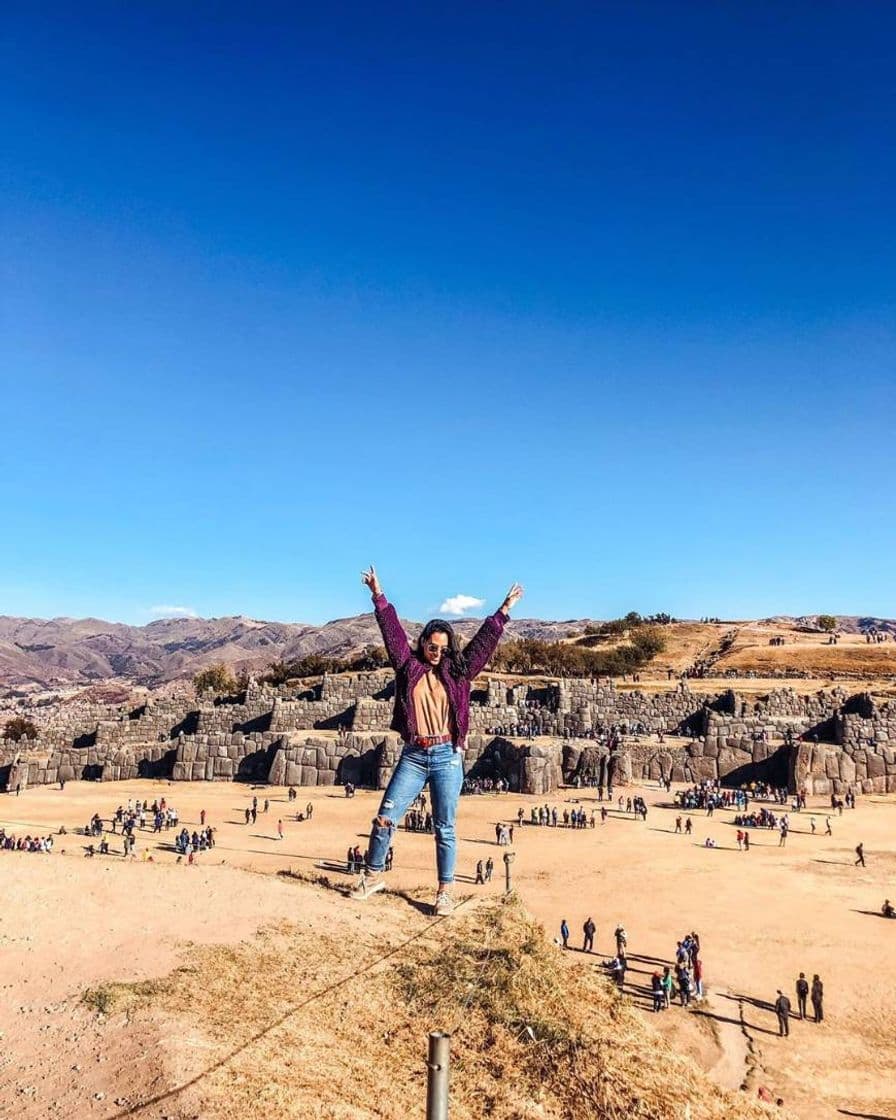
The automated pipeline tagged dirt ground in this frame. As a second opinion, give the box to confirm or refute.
[1,776,894,1119]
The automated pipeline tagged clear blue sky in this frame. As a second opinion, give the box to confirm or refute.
[2,3,894,625]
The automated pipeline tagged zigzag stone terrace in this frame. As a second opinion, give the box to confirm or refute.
[3,673,895,796]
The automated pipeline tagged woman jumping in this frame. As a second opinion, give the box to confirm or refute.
[351,565,523,915]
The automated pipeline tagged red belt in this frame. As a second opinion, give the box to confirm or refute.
[413,734,453,748]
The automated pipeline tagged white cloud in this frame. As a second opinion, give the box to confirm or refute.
[146,604,200,619]
[439,594,486,617]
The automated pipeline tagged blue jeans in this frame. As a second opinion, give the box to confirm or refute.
[366,743,464,883]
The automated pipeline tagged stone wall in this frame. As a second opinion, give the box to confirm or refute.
[4,674,896,796]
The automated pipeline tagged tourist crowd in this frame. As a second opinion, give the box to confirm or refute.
[0,828,54,853]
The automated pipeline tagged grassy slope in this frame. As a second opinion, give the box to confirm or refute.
[88,889,774,1120]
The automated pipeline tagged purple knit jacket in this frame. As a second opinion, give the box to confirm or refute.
[372,593,507,750]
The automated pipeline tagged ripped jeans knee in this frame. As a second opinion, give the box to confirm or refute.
[366,814,394,873]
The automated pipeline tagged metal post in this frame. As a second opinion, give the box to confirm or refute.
[503,850,515,894]
[426,1031,450,1120]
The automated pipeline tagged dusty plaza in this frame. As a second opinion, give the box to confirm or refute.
[2,763,894,1119]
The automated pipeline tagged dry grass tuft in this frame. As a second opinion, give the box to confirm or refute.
[87,895,775,1119]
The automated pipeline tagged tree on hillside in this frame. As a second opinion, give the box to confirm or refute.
[630,625,667,659]
[817,615,837,633]
[349,645,390,671]
[194,663,238,695]
[3,716,38,742]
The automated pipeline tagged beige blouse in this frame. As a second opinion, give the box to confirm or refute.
[412,670,450,737]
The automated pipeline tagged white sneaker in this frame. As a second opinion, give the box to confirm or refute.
[434,890,454,917]
[350,874,385,901]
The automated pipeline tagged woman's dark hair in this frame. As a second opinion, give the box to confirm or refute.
[416,619,468,679]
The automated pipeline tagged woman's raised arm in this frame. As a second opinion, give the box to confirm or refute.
[361,564,411,671]
[465,583,524,678]
[361,565,382,598]
[498,582,524,617]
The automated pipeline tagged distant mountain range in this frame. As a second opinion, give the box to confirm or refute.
[1,613,892,692]
[0,612,590,691]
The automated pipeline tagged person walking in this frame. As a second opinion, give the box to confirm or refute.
[350,565,522,915]
[560,919,569,949]
[825,816,832,836]
[811,975,824,1022]
[583,917,596,953]
[277,819,284,840]
[855,842,865,867]
[485,856,494,882]
[475,859,485,885]
[796,973,809,1019]
[774,990,791,1037]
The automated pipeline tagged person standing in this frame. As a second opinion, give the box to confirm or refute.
[351,565,522,916]
[583,916,596,953]
[662,965,673,1008]
[825,816,832,836]
[614,925,627,956]
[796,973,809,1019]
[485,856,494,882]
[475,859,484,885]
[811,975,824,1022]
[774,990,791,1037]
[560,919,569,949]
[651,971,664,1012]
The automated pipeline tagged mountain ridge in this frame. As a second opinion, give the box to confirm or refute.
[1,611,893,691]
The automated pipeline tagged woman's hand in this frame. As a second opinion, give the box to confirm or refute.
[361,565,383,598]
[500,582,524,616]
